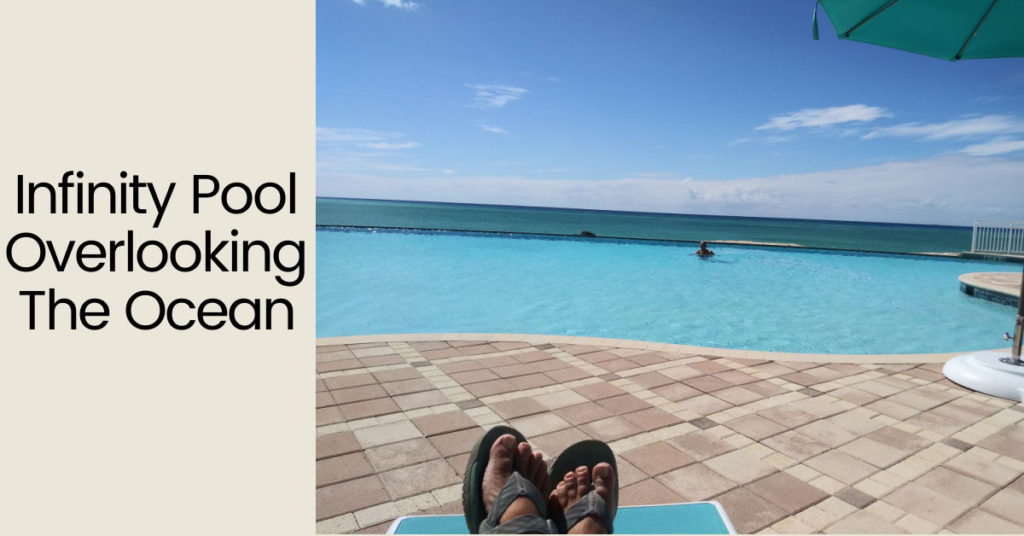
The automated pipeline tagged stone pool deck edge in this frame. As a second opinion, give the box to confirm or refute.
[318,333,1011,365]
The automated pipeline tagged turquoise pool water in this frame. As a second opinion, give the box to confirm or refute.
[317,228,1015,354]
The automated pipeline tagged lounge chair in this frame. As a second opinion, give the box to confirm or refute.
[386,500,736,534]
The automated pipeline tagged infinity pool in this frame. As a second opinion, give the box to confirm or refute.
[317,228,1015,354]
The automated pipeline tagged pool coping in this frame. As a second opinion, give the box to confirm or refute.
[317,333,1011,365]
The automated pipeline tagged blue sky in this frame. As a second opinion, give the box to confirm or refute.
[317,0,1024,225]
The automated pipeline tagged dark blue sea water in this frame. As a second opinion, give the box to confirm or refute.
[317,197,973,254]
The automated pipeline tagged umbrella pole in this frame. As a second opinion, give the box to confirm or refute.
[1011,263,1024,364]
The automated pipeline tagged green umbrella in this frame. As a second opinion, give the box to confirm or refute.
[813,0,1024,61]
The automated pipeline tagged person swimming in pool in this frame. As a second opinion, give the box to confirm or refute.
[696,241,714,257]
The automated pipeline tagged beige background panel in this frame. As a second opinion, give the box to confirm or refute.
[1,1,313,534]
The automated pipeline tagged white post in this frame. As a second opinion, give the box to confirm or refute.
[971,219,978,253]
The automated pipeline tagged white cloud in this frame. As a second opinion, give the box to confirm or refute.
[962,137,1024,156]
[973,95,1004,103]
[317,126,396,143]
[318,155,1024,226]
[757,104,890,131]
[521,71,562,83]
[358,141,421,150]
[352,0,419,10]
[466,84,528,109]
[317,125,429,175]
[317,126,419,149]
[479,124,508,134]
[864,114,1024,140]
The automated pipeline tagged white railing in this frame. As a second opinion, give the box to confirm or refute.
[972,220,1024,255]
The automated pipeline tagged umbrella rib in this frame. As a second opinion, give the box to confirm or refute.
[954,0,999,60]
[842,0,902,37]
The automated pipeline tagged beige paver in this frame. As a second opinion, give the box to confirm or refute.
[725,413,787,440]
[979,486,1024,526]
[621,441,695,477]
[619,478,686,505]
[364,438,442,472]
[839,436,909,468]
[508,412,571,437]
[795,496,858,531]
[623,406,683,431]
[427,427,485,457]
[353,419,421,449]
[579,416,643,442]
[805,450,878,485]
[530,427,589,458]
[316,431,361,460]
[379,459,460,500]
[748,470,829,514]
[716,486,788,533]
[533,389,589,410]
[949,508,1023,533]
[655,462,735,501]
[316,513,358,534]
[705,449,777,484]
[762,430,832,462]
[411,410,479,437]
[885,481,973,527]
[796,419,858,448]
[946,451,1023,487]
[825,509,907,533]
[916,466,996,506]
[316,475,391,520]
[317,451,375,487]
[669,430,735,461]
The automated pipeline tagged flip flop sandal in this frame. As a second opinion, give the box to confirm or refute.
[548,439,618,533]
[479,472,552,533]
[462,425,530,533]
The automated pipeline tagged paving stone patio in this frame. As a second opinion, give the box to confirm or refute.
[315,335,1024,534]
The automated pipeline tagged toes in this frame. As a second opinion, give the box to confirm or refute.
[553,475,571,509]
[482,434,517,512]
[564,471,578,502]
[529,452,545,485]
[592,462,616,516]
[575,466,590,497]
[593,462,615,491]
[490,434,515,465]
[547,493,562,518]
[515,442,533,475]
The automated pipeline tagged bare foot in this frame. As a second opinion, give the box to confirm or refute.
[550,463,616,534]
[481,434,550,524]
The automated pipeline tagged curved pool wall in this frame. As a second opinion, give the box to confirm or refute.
[317,227,1016,355]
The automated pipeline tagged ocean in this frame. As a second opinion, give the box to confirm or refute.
[317,197,974,254]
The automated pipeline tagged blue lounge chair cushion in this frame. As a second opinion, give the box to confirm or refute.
[386,501,735,534]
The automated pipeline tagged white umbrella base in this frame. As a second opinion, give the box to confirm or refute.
[943,351,1024,402]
